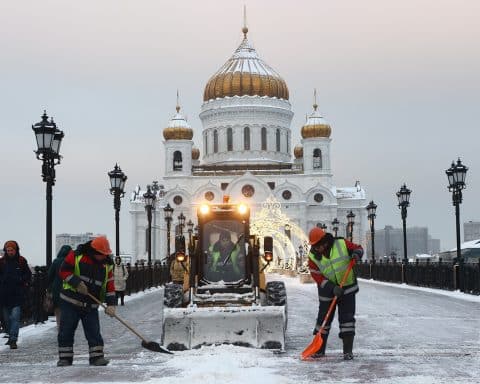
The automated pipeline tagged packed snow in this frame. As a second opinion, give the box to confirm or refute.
[0,276,478,383]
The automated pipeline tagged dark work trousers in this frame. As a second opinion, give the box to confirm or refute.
[315,293,356,339]
[115,291,125,306]
[57,300,104,363]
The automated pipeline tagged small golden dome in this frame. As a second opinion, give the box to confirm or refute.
[301,103,331,139]
[203,28,289,102]
[192,147,200,160]
[163,104,193,141]
[294,144,303,159]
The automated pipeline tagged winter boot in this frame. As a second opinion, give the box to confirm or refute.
[342,335,354,360]
[5,339,11,345]
[57,359,73,367]
[9,341,17,349]
[311,334,329,358]
[89,357,109,366]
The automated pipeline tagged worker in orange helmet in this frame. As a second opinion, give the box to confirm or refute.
[57,236,116,367]
[307,226,363,360]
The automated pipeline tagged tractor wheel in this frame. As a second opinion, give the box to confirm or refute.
[266,281,288,329]
[164,283,183,308]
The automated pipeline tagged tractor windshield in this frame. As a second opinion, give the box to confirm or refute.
[202,219,246,283]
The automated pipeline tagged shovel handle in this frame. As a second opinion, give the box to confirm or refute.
[86,292,148,343]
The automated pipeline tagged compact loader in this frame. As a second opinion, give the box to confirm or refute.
[162,202,287,351]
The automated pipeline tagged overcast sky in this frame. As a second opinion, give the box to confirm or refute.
[0,0,478,266]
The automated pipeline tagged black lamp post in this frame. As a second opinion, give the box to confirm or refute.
[163,203,174,257]
[332,218,339,237]
[347,211,355,241]
[187,219,194,247]
[178,212,186,235]
[446,158,468,291]
[143,185,156,266]
[396,184,412,264]
[32,111,64,267]
[366,200,377,262]
[108,164,127,258]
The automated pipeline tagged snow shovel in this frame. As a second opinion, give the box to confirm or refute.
[87,293,173,354]
[301,258,355,360]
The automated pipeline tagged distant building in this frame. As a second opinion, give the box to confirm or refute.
[371,225,440,260]
[464,221,480,242]
[55,232,105,255]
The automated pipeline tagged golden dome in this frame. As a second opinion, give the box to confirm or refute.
[294,144,303,159]
[301,102,331,139]
[203,28,289,102]
[192,147,200,160]
[163,104,193,141]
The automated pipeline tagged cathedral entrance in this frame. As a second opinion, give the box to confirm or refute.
[250,196,309,270]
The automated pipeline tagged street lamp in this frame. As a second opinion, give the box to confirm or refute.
[163,203,174,258]
[396,184,412,264]
[143,185,156,266]
[108,164,127,258]
[332,218,339,237]
[366,200,377,262]
[187,219,194,247]
[178,212,186,235]
[446,158,468,291]
[346,211,355,241]
[32,111,64,267]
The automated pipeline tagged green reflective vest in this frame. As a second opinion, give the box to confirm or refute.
[63,254,111,301]
[209,244,240,274]
[308,239,355,286]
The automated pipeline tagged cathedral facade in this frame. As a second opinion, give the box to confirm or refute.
[129,25,367,265]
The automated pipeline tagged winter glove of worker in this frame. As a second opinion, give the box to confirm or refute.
[351,248,363,263]
[105,306,116,317]
[76,281,89,295]
[333,285,344,298]
[310,247,322,260]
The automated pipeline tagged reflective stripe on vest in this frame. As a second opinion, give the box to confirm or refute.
[308,239,355,286]
[63,254,111,301]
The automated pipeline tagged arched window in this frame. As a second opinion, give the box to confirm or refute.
[313,148,322,169]
[261,127,267,150]
[244,126,250,150]
[227,127,233,151]
[173,150,182,171]
[204,133,208,155]
[213,130,218,153]
[276,129,281,152]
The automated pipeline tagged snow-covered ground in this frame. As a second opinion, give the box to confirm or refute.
[0,277,479,384]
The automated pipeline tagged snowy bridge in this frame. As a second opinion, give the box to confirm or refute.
[1,277,479,384]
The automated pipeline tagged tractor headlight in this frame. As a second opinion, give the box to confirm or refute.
[238,203,248,215]
[199,204,210,215]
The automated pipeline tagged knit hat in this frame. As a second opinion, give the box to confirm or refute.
[4,240,18,251]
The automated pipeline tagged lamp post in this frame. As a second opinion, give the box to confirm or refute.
[108,164,127,258]
[446,158,468,291]
[332,218,339,237]
[396,184,412,264]
[163,203,174,258]
[347,211,355,241]
[366,200,377,262]
[143,185,156,266]
[187,219,194,248]
[178,212,186,235]
[32,111,64,267]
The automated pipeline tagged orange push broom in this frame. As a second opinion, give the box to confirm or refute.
[301,258,356,360]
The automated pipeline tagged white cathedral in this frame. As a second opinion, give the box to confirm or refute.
[129,23,367,265]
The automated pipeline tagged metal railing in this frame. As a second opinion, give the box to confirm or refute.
[0,262,170,332]
[356,259,480,295]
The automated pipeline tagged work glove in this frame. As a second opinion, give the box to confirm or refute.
[105,306,116,317]
[351,249,363,263]
[76,281,89,295]
[332,285,344,298]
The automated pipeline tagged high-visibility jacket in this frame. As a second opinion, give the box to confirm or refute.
[209,243,240,274]
[60,250,116,308]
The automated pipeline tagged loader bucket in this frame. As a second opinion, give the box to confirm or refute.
[162,305,286,351]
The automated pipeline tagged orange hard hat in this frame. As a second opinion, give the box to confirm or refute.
[91,236,112,256]
[309,227,326,245]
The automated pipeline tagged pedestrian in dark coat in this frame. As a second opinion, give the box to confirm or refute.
[47,245,72,328]
[0,240,32,349]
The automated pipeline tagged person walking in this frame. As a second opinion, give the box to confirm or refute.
[47,245,72,329]
[113,256,128,306]
[307,227,363,360]
[57,236,116,366]
[0,240,32,349]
